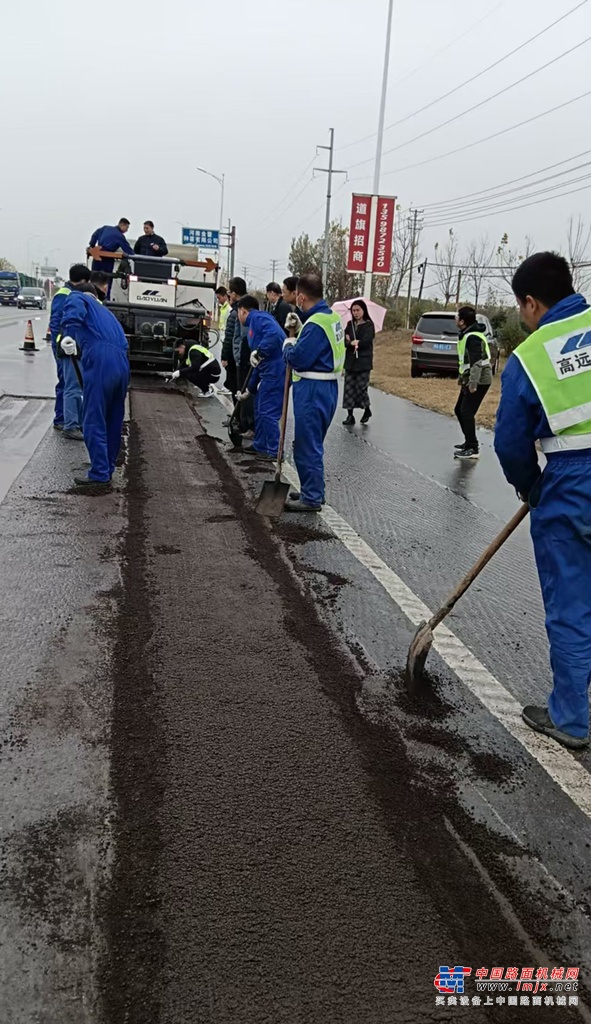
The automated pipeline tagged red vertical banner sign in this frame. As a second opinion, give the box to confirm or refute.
[372,196,396,275]
[347,194,372,272]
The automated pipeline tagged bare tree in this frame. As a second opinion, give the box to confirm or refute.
[0,257,15,272]
[433,229,458,305]
[465,234,495,309]
[566,215,591,292]
[495,232,536,287]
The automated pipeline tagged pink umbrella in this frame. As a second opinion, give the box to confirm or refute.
[332,297,387,333]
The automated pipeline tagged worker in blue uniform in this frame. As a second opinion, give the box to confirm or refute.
[49,263,90,435]
[283,274,345,511]
[236,295,287,461]
[88,218,134,297]
[59,283,130,492]
[495,251,591,750]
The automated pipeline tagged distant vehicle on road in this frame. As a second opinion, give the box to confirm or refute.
[17,287,47,310]
[0,270,21,306]
[411,310,499,378]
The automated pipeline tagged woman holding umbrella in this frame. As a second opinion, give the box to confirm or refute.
[342,299,375,425]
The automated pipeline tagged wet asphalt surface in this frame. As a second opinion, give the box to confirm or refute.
[1,316,590,1022]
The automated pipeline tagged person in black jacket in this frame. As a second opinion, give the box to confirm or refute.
[342,300,375,425]
[133,221,169,257]
[266,282,292,329]
[169,340,221,395]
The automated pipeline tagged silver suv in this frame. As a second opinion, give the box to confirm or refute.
[411,311,499,378]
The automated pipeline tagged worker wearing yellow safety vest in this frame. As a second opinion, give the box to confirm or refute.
[169,339,221,397]
[495,251,591,751]
[283,273,345,512]
[453,306,493,461]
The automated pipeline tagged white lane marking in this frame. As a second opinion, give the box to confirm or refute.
[211,392,591,822]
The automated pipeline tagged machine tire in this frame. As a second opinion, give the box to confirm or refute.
[410,364,423,378]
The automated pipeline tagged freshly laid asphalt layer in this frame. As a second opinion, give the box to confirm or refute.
[0,323,589,1022]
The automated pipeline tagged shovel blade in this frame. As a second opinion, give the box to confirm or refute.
[227,415,242,448]
[256,479,290,518]
[405,619,434,689]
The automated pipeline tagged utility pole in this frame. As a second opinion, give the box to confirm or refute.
[455,268,462,306]
[364,0,394,300]
[270,259,279,281]
[242,265,248,280]
[315,128,347,293]
[229,224,236,278]
[405,209,423,329]
[417,258,428,303]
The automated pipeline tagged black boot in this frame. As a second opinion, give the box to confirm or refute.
[361,407,372,425]
[343,411,355,426]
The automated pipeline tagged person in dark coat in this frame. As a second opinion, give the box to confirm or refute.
[342,300,375,425]
[133,220,169,257]
[266,282,292,329]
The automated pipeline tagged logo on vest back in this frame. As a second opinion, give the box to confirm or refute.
[545,329,591,378]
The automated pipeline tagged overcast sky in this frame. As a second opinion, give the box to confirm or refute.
[1,0,590,292]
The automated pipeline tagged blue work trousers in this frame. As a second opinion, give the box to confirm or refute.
[63,357,83,431]
[253,368,286,458]
[292,378,338,507]
[51,341,64,426]
[82,351,129,482]
[530,452,591,738]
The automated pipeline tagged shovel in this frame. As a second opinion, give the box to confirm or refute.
[227,367,254,449]
[405,502,529,686]
[255,362,292,518]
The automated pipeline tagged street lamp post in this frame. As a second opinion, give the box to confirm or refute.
[363,0,394,300]
[196,166,225,279]
[26,234,41,278]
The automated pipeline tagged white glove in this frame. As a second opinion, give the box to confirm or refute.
[171,369,181,380]
[283,338,296,350]
[236,390,251,402]
[285,311,303,335]
[250,349,263,368]
[60,336,77,356]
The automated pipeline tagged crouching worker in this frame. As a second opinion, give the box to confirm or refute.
[59,283,130,492]
[236,295,287,461]
[169,340,221,396]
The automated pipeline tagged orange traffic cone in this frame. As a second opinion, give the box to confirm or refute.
[20,319,38,353]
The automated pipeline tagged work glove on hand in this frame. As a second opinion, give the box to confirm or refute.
[168,369,181,382]
[237,390,251,402]
[60,336,77,356]
[283,338,296,351]
[285,311,303,336]
[250,349,264,368]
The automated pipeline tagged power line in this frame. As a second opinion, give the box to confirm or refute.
[423,169,591,223]
[419,146,591,210]
[381,1,589,136]
[423,178,591,230]
[338,0,507,153]
[422,162,591,218]
[346,34,591,172]
[348,88,591,185]
[257,154,317,227]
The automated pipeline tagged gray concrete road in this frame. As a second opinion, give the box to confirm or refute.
[0,346,589,1022]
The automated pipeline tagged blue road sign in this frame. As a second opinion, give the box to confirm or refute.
[182,228,220,249]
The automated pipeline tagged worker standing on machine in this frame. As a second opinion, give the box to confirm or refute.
[59,283,130,491]
[169,340,221,396]
[87,218,135,297]
[283,274,345,512]
[236,295,286,461]
[495,251,591,750]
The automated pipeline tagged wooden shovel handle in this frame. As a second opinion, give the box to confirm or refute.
[428,502,529,632]
[275,327,296,481]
